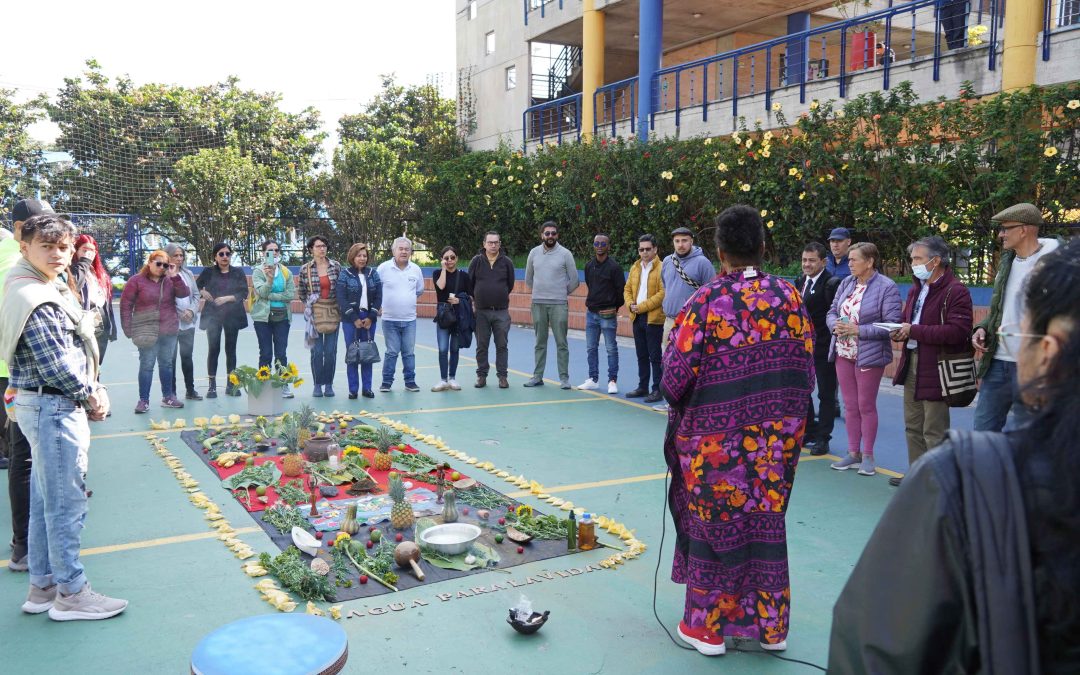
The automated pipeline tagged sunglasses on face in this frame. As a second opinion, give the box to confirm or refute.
[218,251,232,257]
[639,247,654,253]
[443,256,457,261]
[543,231,558,237]
[153,261,168,268]
[593,241,609,247]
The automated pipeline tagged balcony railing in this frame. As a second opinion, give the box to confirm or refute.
[523,0,563,26]
[523,93,582,146]
[1044,0,1080,61]
[594,76,638,137]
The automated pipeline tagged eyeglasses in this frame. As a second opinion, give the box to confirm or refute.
[593,242,609,248]
[442,256,457,261]
[996,322,1046,358]
[542,231,558,237]
[997,223,1026,233]
[265,248,279,253]
[217,251,232,258]
[485,241,500,245]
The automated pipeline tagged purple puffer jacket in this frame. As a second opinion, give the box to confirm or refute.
[826,272,903,368]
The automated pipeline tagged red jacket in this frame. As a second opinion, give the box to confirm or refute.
[119,274,190,338]
[892,269,972,401]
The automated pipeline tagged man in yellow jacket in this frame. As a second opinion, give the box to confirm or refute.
[623,234,665,403]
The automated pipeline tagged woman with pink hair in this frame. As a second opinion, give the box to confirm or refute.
[70,234,117,363]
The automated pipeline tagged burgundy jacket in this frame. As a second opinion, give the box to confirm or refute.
[891,268,972,401]
[119,274,190,338]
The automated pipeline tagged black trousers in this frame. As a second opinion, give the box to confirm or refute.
[940,0,968,50]
[170,328,197,394]
[633,314,663,391]
[6,413,31,559]
[205,323,240,380]
[806,353,839,443]
[474,308,511,378]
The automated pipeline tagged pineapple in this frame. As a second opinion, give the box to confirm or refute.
[372,426,395,471]
[296,404,317,450]
[278,416,305,477]
[388,473,414,529]
[282,451,304,477]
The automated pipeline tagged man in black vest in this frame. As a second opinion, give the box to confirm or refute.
[797,242,840,455]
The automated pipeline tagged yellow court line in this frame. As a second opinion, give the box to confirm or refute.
[506,472,669,498]
[816,453,903,478]
[1,527,261,568]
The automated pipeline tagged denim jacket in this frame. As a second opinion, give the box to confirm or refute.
[336,266,382,323]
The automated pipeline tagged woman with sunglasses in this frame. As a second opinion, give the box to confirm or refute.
[337,242,382,399]
[70,234,117,363]
[829,239,1080,673]
[196,243,249,398]
[251,240,296,397]
[431,246,471,392]
[119,250,191,413]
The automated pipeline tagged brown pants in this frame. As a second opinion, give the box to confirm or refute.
[903,350,951,466]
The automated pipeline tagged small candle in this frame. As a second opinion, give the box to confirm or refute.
[328,455,340,470]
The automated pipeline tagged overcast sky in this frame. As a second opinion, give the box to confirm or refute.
[0,0,458,159]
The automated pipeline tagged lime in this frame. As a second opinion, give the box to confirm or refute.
[255,486,267,496]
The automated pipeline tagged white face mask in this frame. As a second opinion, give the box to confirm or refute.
[912,258,937,281]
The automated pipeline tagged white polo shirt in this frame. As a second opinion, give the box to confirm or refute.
[376,260,424,322]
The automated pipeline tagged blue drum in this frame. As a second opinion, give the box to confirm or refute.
[191,614,348,675]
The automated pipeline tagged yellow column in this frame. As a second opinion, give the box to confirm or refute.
[581,0,605,140]
[1001,0,1045,91]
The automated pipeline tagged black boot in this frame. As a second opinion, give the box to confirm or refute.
[206,377,218,399]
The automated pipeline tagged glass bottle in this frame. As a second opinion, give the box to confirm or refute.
[577,513,596,551]
[567,511,577,550]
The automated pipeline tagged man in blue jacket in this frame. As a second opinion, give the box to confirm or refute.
[657,227,715,411]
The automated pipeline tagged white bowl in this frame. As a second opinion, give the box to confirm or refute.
[419,523,482,555]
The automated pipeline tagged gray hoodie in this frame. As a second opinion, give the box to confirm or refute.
[525,242,579,303]
[661,246,715,317]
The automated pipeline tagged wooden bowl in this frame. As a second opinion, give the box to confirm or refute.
[504,526,533,544]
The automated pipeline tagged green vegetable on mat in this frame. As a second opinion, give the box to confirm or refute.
[259,547,335,602]
[232,488,251,510]
[329,545,354,588]
[262,503,310,534]
[343,540,398,591]
[498,512,566,540]
[456,483,514,510]
[391,451,440,475]
[227,463,277,490]
[275,480,309,506]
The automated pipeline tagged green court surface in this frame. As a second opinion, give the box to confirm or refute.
[0,324,895,673]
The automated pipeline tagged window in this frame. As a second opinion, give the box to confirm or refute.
[505,65,517,90]
[1061,0,1080,26]
[468,0,477,20]
[485,31,496,55]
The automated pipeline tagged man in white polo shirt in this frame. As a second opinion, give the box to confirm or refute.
[376,237,424,392]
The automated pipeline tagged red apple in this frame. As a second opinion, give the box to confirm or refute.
[517,546,524,554]
[498,517,506,525]
[395,533,403,542]
[462,507,469,516]
[315,531,324,540]
[359,575,369,584]
[366,540,374,549]
[270,440,278,446]
[368,526,376,533]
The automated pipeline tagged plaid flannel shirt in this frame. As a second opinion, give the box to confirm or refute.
[9,303,95,400]
[298,259,342,300]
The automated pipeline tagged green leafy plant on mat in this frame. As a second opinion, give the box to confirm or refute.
[329,545,354,588]
[391,451,441,475]
[456,483,514,510]
[226,463,278,490]
[502,510,567,540]
[259,546,335,602]
[275,480,309,506]
[342,539,398,590]
[262,503,310,534]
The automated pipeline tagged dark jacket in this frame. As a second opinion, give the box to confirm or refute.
[826,272,903,367]
[892,269,973,401]
[119,273,190,338]
[794,270,839,359]
[336,266,382,323]
[72,257,117,342]
[829,430,1042,675]
[467,253,515,310]
[583,256,625,313]
[196,266,249,331]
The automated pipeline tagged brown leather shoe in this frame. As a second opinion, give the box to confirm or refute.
[475,376,487,388]
[498,376,509,389]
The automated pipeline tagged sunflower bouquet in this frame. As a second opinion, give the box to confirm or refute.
[228,363,304,398]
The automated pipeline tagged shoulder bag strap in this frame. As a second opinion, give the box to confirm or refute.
[671,255,700,290]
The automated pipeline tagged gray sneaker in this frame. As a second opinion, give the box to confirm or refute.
[523,378,544,387]
[857,457,877,476]
[560,379,571,390]
[8,553,28,572]
[22,584,56,614]
[830,454,862,471]
[48,584,128,621]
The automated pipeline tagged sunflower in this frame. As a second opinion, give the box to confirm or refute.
[342,446,363,458]
[515,504,534,519]
[228,373,240,386]
[256,366,271,381]
[293,378,304,388]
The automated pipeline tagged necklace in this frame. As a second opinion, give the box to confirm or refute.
[1014,243,1044,262]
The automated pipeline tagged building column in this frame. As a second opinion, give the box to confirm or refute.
[785,12,810,86]
[637,0,663,142]
[1001,0,1045,91]
[581,0,605,140]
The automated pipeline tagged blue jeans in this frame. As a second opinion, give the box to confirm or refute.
[138,333,178,401]
[585,310,619,383]
[436,325,460,381]
[253,318,290,370]
[342,318,377,394]
[16,391,91,595]
[310,329,339,388]
[382,320,417,386]
[973,358,1032,431]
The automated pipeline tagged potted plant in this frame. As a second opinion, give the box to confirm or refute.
[228,363,305,416]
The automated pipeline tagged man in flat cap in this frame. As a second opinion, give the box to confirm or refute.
[971,203,1060,431]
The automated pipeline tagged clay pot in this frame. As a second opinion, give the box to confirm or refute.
[303,434,333,462]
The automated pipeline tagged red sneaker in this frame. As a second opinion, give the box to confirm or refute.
[677,621,726,656]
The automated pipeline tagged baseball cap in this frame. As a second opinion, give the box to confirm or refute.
[11,199,55,223]
[828,227,852,241]
[670,226,694,238]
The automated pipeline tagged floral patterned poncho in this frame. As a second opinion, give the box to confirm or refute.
[660,268,814,645]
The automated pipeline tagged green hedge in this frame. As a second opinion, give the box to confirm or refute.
[415,82,1079,282]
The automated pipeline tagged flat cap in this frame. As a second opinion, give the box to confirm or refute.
[828,227,852,240]
[991,202,1044,226]
[670,226,694,238]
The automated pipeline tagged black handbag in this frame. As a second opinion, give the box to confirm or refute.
[936,288,978,408]
[434,270,460,330]
[347,338,381,365]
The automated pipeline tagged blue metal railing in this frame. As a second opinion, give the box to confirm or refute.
[593,76,637,137]
[1044,0,1080,61]
[523,0,563,26]
[523,93,582,146]
[646,0,1001,130]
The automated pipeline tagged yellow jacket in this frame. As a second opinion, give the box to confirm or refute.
[624,258,665,324]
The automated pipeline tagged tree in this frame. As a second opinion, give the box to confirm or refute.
[321,140,424,257]
[160,147,280,264]
[46,60,325,219]
[1,89,45,210]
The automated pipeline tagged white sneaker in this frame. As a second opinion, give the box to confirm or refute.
[48,584,128,621]
[448,379,461,391]
[607,381,618,394]
[577,378,599,391]
[652,402,669,412]
[281,384,294,399]
[431,381,449,392]
[760,640,787,651]
[22,584,56,614]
